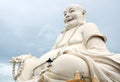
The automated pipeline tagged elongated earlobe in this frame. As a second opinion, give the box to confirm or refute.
[82,10,86,15]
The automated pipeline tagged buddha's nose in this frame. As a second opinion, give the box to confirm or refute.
[65,13,70,18]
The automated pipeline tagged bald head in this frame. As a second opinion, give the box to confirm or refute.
[64,4,86,29]
[64,4,86,13]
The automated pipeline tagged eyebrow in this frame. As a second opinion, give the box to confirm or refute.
[69,8,75,11]
[64,8,75,13]
[64,11,67,14]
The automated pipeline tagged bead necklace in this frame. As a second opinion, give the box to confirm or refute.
[12,61,24,80]
[55,24,83,49]
[11,55,32,80]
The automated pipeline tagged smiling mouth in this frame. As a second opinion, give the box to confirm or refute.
[67,18,74,22]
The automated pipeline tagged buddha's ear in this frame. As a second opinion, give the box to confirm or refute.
[82,10,86,15]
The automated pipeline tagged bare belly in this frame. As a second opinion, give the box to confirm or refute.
[49,54,90,80]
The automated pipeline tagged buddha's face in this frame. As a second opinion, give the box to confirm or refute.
[64,5,86,29]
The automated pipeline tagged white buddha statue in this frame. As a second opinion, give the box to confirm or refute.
[10,4,120,82]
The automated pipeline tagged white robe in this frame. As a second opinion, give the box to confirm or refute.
[16,23,120,82]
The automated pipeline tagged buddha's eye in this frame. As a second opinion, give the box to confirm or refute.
[69,9,75,13]
[64,11,67,16]
[64,13,67,16]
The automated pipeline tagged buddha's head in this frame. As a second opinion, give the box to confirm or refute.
[64,4,86,29]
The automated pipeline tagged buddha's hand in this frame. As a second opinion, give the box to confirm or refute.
[10,54,32,63]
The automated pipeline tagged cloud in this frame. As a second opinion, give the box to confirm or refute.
[0,63,14,82]
[0,63,12,76]
[0,0,120,64]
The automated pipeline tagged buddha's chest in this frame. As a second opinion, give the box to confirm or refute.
[57,28,83,48]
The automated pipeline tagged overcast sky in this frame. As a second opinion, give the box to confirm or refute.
[0,0,120,82]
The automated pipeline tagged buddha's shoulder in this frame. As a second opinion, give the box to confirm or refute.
[83,22,97,27]
[82,22,99,31]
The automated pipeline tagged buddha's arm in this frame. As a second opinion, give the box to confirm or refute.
[86,36,109,52]
[52,33,64,49]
